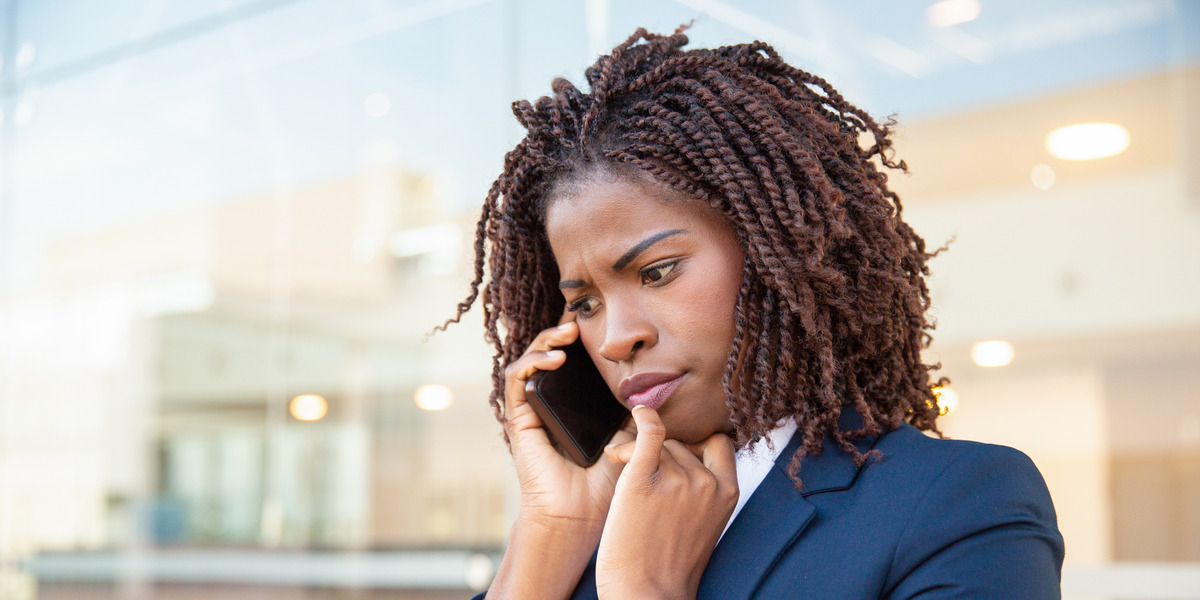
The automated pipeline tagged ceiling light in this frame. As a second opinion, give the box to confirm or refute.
[927,0,981,28]
[933,386,959,415]
[971,341,1014,367]
[1031,164,1055,190]
[415,384,453,411]
[290,394,328,421]
[1046,123,1129,160]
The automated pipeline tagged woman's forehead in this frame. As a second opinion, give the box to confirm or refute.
[546,176,711,240]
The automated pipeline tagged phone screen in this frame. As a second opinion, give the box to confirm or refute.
[528,339,630,466]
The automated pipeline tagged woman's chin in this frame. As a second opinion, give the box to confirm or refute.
[662,423,724,446]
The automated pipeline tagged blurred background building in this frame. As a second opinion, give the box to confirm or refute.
[0,0,1197,598]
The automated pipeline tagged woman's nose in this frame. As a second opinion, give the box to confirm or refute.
[596,300,657,363]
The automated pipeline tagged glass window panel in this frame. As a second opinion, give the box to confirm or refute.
[2,0,1198,597]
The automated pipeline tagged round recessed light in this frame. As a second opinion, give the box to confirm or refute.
[1031,164,1055,190]
[290,394,328,421]
[971,340,1014,367]
[933,386,960,415]
[1046,123,1129,160]
[415,384,453,411]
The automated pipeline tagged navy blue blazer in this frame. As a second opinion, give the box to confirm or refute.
[484,412,1065,599]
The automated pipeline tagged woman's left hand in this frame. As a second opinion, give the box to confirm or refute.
[595,405,739,600]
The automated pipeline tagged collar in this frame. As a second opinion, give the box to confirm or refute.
[720,419,799,540]
[698,407,884,599]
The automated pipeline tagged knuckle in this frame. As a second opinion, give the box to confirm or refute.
[529,326,559,346]
[722,485,739,505]
[504,358,532,381]
[659,474,684,495]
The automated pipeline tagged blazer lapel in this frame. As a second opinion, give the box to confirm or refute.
[697,427,813,600]
[697,410,879,599]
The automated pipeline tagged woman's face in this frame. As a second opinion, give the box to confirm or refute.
[545,171,746,444]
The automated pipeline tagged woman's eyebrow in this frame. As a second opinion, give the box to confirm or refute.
[558,228,689,288]
[611,229,687,271]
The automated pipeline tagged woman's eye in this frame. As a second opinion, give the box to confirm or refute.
[640,262,677,285]
[566,297,600,317]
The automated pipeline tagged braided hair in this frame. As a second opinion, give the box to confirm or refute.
[441,25,946,484]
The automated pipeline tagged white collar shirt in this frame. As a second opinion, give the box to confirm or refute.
[719,419,799,541]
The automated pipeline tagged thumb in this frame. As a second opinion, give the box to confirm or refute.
[626,405,666,479]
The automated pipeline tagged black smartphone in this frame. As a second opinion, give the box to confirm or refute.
[527,339,630,466]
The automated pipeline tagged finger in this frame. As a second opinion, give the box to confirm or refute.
[625,406,667,480]
[524,320,579,354]
[603,440,636,465]
[503,350,567,427]
[508,349,568,383]
[699,433,739,490]
[662,439,703,469]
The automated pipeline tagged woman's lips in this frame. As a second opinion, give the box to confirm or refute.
[620,372,685,411]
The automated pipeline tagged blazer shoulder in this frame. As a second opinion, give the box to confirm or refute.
[874,426,1065,599]
[868,425,1060,531]
[868,424,1046,485]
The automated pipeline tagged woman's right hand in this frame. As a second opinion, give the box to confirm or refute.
[487,319,634,600]
[503,319,632,530]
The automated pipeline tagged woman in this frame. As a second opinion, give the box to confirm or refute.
[444,26,1064,599]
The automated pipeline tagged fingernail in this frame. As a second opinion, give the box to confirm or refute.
[558,322,574,330]
[632,405,647,412]
[547,350,565,359]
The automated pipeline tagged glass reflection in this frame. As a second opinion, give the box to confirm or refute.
[0,0,1197,598]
